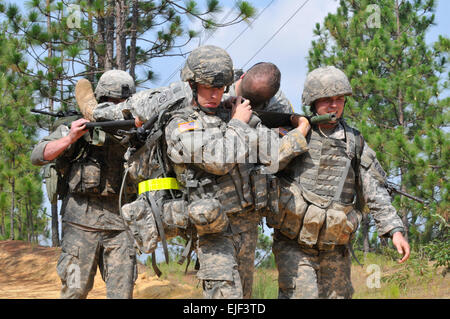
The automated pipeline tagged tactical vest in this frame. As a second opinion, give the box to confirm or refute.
[268,121,363,251]
[66,132,131,197]
[173,108,255,215]
[294,126,356,204]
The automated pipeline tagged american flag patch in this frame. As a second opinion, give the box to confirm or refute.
[278,127,289,136]
[178,121,197,132]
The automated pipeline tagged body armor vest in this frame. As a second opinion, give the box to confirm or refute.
[270,121,363,250]
[293,126,356,204]
[67,133,130,197]
[172,107,255,215]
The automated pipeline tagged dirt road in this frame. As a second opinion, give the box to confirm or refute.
[0,240,201,299]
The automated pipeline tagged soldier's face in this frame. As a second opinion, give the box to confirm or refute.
[314,95,345,119]
[196,83,225,109]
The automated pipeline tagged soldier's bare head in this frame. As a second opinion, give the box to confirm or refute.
[239,62,281,109]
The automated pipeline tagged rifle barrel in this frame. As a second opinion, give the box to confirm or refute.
[84,120,136,129]
[31,109,59,117]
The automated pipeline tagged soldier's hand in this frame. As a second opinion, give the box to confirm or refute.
[68,118,89,143]
[231,96,252,124]
[291,115,311,137]
[392,232,410,263]
[135,117,144,128]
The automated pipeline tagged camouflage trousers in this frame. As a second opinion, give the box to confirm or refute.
[196,211,260,299]
[56,222,137,299]
[272,230,354,299]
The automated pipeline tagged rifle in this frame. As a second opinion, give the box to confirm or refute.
[31,108,81,118]
[252,110,337,128]
[385,182,428,205]
[32,108,139,136]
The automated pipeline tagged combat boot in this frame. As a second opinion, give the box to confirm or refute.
[75,78,97,121]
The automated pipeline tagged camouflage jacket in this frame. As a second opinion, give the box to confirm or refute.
[282,122,404,237]
[30,125,130,230]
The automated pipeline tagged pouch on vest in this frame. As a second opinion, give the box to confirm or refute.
[43,163,59,204]
[162,198,189,239]
[266,177,307,236]
[251,168,268,211]
[317,203,360,250]
[297,204,326,247]
[188,198,228,236]
[317,206,348,251]
[215,174,243,215]
[267,174,280,216]
[67,158,101,194]
[121,194,159,254]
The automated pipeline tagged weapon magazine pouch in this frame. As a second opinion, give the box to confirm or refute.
[298,204,326,247]
[317,202,356,250]
[162,198,189,239]
[277,178,308,240]
[43,163,58,204]
[250,168,268,211]
[188,198,228,236]
[67,158,101,194]
[267,174,280,216]
[215,174,242,215]
[121,194,159,254]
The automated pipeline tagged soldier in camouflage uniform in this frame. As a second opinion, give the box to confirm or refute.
[89,61,296,299]
[163,45,310,299]
[270,66,410,299]
[224,62,293,114]
[31,70,138,299]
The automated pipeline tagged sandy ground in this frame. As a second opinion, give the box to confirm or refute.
[0,240,201,299]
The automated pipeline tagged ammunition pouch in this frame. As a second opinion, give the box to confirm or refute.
[268,178,361,251]
[121,194,159,254]
[162,198,189,238]
[43,163,59,204]
[121,194,190,254]
[250,167,280,215]
[68,158,102,194]
[188,198,228,236]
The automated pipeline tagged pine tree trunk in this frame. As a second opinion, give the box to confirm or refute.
[129,0,138,80]
[105,0,115,70]
[51,202,60,247]
[88,0,96,83]
[97,14,105,70]
[10,176,15,240]
[0,186,5,237]
[115,0,127,71]
[1,208,5,237]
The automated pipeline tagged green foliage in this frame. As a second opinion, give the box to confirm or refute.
[422,233,450,269]
[0,29,46,241]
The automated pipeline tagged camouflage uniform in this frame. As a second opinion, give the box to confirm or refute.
[165,102,306,298]
[222,75,294,298]
[271,66,405,299]
[224,82,293,113]
[30,70,138,299]
[91,61,296,299]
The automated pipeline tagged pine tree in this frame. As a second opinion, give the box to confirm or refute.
[307,0,449,249]
[0,30,46,241]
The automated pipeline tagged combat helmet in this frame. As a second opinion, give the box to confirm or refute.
[302,66,352,108]
[180,45,234,88]
[94,69,136,100]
